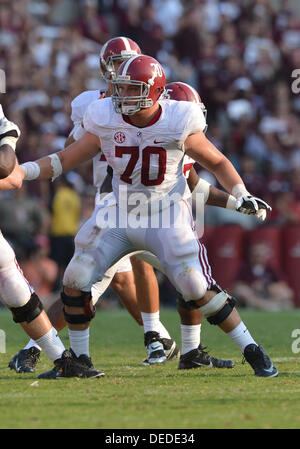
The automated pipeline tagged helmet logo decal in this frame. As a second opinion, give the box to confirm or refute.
[148,63,163,86]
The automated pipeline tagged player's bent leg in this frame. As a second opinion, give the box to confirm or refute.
[131,256,179,365]
[46,297,66,332]
[110,268,143,326]
[8,296,68,373]
[131,257,159,313]
[7,290,99,379]
[38,287,104,379]
[62,288,98,367]
[0,235,59,373]
[184,286,278,377]
[8,293,45,373]
[40,241,106,379]
[5,291,86,378]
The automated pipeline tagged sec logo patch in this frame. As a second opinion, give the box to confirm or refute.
[114,131,126,143]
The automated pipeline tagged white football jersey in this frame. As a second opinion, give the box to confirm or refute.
[70,89,108,190]
[83,98,206,208]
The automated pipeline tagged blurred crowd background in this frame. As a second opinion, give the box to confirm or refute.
[0,0,300,310]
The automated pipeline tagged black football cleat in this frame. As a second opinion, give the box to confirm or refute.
[140,337,180,366]
[76,353,95,369]
[37,349,104,379]
[243,344,278,377]
[9,347,41,373]
[161,338,180,361]
[198,344,234,368]
[144,331,166,365]
[178,344,234,370]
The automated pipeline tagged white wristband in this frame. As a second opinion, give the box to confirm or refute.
[0,137,16,151]
[226,195,236,210]
[20,162,40,180]
[191,178,211,204]
[49,153,62,181]
[231,184,250,199]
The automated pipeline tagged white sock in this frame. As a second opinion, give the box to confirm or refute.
[24,339,42,352]
[141,311,161,335]
[227,321,257,352]
[35,327,65,362]
[181,324,201,355]
[68,328,90,358]
[156,322,171,340]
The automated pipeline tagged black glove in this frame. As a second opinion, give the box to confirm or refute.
[0,118,20,150]
[236,195,272,220]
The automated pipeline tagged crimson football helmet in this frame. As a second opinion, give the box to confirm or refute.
[99,36,141,81]
[164,81,207,122]
[112,55,166,115]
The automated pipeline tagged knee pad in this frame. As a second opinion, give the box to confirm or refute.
[10,293,44,323]
[173,267,207,301]
[63,251,96,292]
[61,290,95,324]
[200,285,237,325]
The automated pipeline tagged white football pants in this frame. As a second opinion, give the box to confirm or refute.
[64,199,215,303]
[0,232,33,308]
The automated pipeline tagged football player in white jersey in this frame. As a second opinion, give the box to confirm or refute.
[10,38,233,373]
[17,55,277,378]
[8,37,182,374]
[0,107,103,378]
[9,75,237,373]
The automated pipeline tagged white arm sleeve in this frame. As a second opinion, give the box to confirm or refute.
[191,178,211,204]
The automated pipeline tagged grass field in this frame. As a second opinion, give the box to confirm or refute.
[0,307,300,429]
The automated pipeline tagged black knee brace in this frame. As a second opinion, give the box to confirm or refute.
[177,285,237,325]
[61,291,95,324]
[206,294,237,325]
[10,293,44,323]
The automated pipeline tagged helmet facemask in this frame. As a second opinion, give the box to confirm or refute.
[100,51,139,81]
[112,78,153,115]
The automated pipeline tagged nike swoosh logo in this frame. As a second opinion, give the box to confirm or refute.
[264,364,276,373]
[150,342,163,350]
[154,139,166,144]
[192,361,213,368]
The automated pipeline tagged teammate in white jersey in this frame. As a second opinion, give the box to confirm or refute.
[0,107,104,378]
[16,55,277,378]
